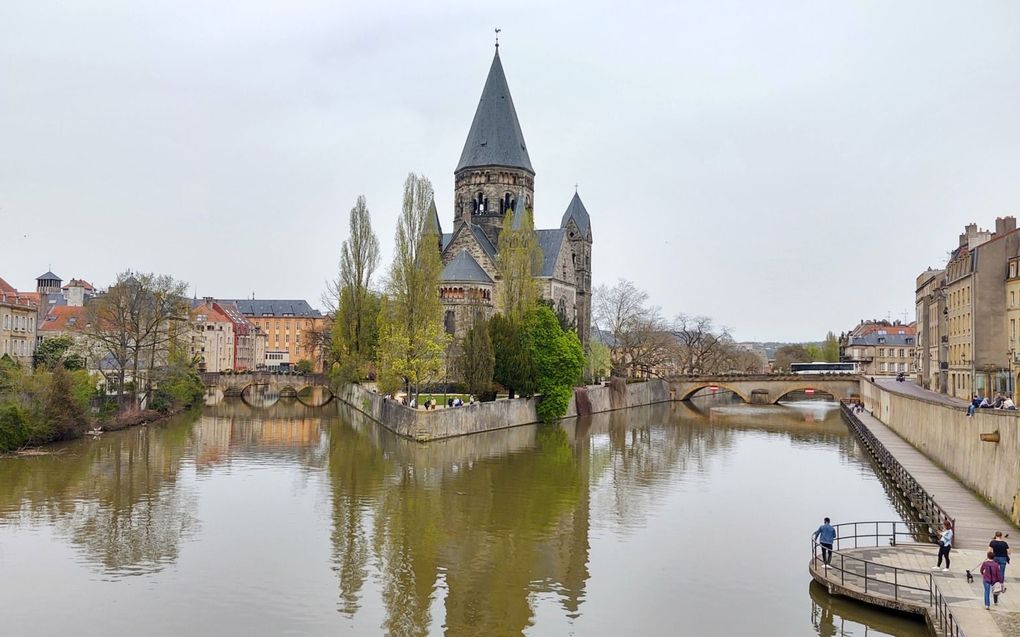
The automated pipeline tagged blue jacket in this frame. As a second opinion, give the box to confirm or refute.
[814,523,836,544]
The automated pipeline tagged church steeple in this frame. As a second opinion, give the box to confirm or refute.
[456,48,533,174]
[453,45,536,246]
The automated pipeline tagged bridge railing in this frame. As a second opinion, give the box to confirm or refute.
[812,521,963,637]
[839,403,954,539]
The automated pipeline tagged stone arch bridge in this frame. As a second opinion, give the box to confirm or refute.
[667,374,861,405]
[201,372,334,407]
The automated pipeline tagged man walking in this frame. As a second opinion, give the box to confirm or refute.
[813,517,837,569]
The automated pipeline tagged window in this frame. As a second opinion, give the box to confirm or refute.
[899,348,905,357]
[444,310,456,335]
[1013,319,1017,341]
[878,348,885,357]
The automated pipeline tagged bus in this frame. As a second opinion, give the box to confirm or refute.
[789,362,859,375]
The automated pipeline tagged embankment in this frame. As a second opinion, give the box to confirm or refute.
[860,379,1020,525]
[335,379,670,442]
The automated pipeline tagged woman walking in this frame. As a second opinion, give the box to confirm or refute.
[990,531,1011,592]
[932,520,953,571]
[981,550,1002,609]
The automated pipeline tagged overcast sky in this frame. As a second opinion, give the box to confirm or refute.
[3,1,1019,341]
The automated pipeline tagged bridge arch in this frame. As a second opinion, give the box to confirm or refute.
[677,383,751,403]
[774,387,838,403]
[295,385,334,407]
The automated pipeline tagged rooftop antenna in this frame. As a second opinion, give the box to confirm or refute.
[574,183,579,193]
[495,27,501,49]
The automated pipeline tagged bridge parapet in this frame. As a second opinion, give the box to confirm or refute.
[667,374,860,404]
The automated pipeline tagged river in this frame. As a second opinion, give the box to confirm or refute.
[0,397,927,636]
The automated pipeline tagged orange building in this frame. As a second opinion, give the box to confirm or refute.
[222,299,326,371]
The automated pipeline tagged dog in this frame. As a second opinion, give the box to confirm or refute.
[966,569,974,583]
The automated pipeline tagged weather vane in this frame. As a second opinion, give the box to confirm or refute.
[495,28,501,48]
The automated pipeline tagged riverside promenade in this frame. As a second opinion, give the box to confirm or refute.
[809,405,1020,636]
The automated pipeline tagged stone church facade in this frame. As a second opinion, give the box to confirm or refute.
[434,46,593,349]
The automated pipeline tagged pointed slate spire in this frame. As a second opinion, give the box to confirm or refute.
[560,192,592,240]
[426,199,443,237]
[456,48,534,174]
[510,195,528,231]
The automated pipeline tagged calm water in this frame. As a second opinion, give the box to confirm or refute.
[0,397,927,636]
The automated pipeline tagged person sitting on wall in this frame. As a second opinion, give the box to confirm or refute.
[968,395,981,417]
[979,397,992,409]
[1002,396,1016,410]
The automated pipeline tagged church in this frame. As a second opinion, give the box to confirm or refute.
[431,45,593,349]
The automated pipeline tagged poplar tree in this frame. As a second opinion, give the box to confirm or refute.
[496,201,543,323]
[377,174,447,399]
[329,195,381,380]
[458,315,495,400]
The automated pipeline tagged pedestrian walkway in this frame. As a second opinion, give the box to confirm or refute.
[812,545,1020,637]
[855,408,1013,549]
[874,377,971,408]
[809,406,1020,636]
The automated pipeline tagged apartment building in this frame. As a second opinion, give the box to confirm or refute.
[0,277,39,366]
[842,320,916,376]
[224,299,325,372]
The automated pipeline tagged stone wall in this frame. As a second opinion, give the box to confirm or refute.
[860,379,1020,524]
[337,379,670,442]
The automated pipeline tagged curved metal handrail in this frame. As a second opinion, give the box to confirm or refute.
[811,521,963,637]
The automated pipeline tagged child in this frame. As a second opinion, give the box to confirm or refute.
[981,550,1002,609]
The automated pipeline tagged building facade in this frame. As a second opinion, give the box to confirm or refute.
[0,277,38,366]
[915,217,1020,399]
[190,300,236,373]
[435,47,593,347]
[224,299,326,371]
[914,268,946,391]
[842,320,917,376]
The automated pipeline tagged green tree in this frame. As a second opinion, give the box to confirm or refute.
[459,315,495,400]
[585,340,611,382]
[822,331,840,362]
[497,202,543,323]
[527,305,584,424]
[150,351,204,413]
[377,174,448,399]
[328,195,381,382]
[489,313,536,399]
[295,359,314,374]
[34,335,85,370]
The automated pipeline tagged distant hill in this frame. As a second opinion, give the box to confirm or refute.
[738,341,824,361]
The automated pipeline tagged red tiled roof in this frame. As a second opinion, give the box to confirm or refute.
[39,306,86,332]
[0,277,15,295]
[61,278,95,291]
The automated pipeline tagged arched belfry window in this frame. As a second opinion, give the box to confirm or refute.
[444,311,456,335]
[503,192,512,214]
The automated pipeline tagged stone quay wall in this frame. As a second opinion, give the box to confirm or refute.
[860,379,1020,524]
[335,379,670,442]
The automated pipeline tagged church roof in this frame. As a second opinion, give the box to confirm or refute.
[560,192,592,240]
[426,199,442,237]
[469,223,498,261]
[37,270,61,281]
[456,49,534,174]
[536,228,566,278]
[441,233,453,251]
[441,250,493,284]
[510,196,528,231]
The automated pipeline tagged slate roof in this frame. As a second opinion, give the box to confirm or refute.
[560,192,592,240]
[456,49,534,174]
[468,224,498,261]
[510,196,528,231]
[441,233,454,251]
[535,228,566,278]
[441,250,493,284]
[37,271,61,281]
[221,299,322,318]
[848,332,916,346]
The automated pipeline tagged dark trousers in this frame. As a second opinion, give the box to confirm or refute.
[821,542,833,565]
[937,544,951,568]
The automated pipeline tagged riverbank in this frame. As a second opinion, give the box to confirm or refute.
[335,379,671,441]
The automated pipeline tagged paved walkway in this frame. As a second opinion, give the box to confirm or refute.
[813,545,1020,636]
[855,408,1014,549]
[874,377,971,408]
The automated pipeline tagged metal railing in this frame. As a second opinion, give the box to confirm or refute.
[840,403,955,538]
[812,521,963,637]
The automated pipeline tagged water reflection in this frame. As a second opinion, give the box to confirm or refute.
[0,397,927,636]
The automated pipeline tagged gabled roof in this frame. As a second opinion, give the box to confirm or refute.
[560,192,592,240]
[222,299,322,318]
[62,278,94,291]
[441,233,454,251]
[441,250,493,284]
[0,277,15,295]
[468,223,498,261]
[456,49,534,174]
[426,199,443,237]
[535,228,566,278]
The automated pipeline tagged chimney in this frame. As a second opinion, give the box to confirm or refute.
[203,296,214,304]
[998,216,1017,234]
[960,232,967,247]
